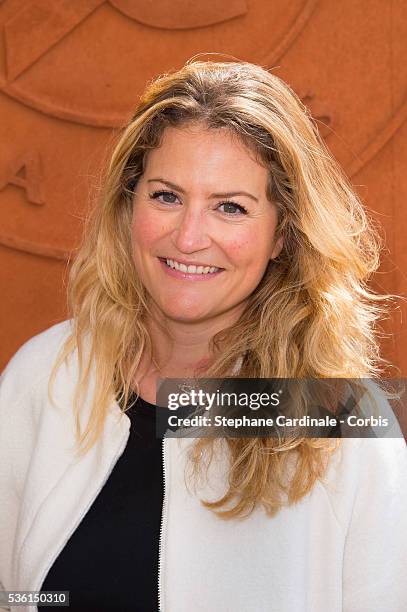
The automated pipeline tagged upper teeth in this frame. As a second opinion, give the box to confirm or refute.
[165,259,220,274]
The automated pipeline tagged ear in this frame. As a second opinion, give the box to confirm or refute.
[270,235,284,260]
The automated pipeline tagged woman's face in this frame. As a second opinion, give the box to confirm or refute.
[131,123,283,324]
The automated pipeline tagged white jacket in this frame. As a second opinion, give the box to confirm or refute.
[0,321,406,612]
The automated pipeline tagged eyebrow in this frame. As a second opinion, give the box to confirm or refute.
[147,178,259,202]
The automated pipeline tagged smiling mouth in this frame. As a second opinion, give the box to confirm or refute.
[158,257,224,275]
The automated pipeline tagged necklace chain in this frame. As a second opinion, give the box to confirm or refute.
[151,356,201,393]
[151,354,244,393]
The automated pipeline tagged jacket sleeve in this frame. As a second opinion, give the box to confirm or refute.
[0,578,10,612]
[0,358,28,611]
[0,322,71,606]
[0,339,40,607]
[342,437,407,612]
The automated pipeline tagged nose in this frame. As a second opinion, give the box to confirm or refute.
[171,207,212,253]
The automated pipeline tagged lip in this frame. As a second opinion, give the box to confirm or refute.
[158,257,225,281]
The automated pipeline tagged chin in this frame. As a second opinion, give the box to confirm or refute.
[156,299,216,322]
[162,309,212,323]
[154,295,212,321]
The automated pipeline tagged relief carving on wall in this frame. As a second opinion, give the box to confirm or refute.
[0,0,405,262]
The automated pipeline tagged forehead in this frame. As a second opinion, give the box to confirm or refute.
[142,123,269,193]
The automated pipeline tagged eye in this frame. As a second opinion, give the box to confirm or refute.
[217,201,248,216]
[149,190,180,204]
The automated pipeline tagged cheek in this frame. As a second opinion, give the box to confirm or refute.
[225,228,271,269]
[226,238,250,261]
[131,208,165,250]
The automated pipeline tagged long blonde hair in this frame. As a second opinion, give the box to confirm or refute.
[51,60,388,518]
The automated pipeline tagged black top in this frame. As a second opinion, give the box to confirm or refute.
[39,394,165,611]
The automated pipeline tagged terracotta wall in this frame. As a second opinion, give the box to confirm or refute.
[1,0,406,377]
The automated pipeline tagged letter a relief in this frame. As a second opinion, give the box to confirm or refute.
[0,152,45,205]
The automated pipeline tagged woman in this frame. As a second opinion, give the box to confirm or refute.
[0,60,406,612]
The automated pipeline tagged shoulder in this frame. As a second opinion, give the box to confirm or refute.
[0,320,76,498]
[0,320,73,401]
[2,319,72,373]
[326,436,407,494]
[337,436,407,483]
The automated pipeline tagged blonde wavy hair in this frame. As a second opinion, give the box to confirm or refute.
[51,59,388,519]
